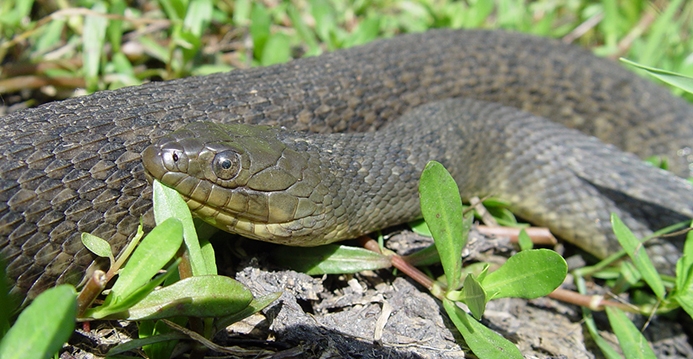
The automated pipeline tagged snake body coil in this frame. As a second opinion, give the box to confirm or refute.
[2,29,693,301]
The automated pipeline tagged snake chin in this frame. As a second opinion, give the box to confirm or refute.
[185,195,341,246]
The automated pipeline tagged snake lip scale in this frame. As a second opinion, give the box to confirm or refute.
[2,29,693,302]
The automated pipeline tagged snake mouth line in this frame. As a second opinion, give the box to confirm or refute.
[143,145,322,242]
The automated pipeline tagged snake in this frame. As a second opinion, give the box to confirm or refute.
[2,29,693,302]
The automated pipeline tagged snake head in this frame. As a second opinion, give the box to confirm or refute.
[142,122,336,246]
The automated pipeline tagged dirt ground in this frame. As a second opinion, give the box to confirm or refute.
[61,228,693,358]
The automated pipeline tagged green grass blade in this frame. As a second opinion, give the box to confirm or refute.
[287,4,320,55]
[605,307,657,359]
[249,2,271,60]
[639,0,684,67]
[621,58,693,94]
[214,292,282,331]
[674,223,693,317]
[183,0,212,37]
[583,309,623,359]
[83,2,108,91]
[610,213,665,299]
[575,275,623,359]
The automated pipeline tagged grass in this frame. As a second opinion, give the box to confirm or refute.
[1,0,693,358]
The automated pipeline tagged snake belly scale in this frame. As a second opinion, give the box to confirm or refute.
[2,29,693,301]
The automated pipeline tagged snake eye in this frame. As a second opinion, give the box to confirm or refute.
[213,150,241,180]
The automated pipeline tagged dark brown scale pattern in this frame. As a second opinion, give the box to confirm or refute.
[2,29,693,301]
[144,98,693,269]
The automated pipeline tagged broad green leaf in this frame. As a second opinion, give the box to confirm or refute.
[420,161,469,290]
[125,276,253,320]
[605,307,657,359]
[443,298,522,359]
[611,213,665,299]
[621,58,693,94]
[482,249,566,299]
[273,245,391,275]
[108,217,183,302]
[154,180,215,275]
[0,285,76,359]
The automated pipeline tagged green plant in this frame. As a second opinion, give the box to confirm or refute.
[418,161,568,358]
[0,181,280,358]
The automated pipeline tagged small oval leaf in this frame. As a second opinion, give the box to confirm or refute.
[81,232,114,260]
